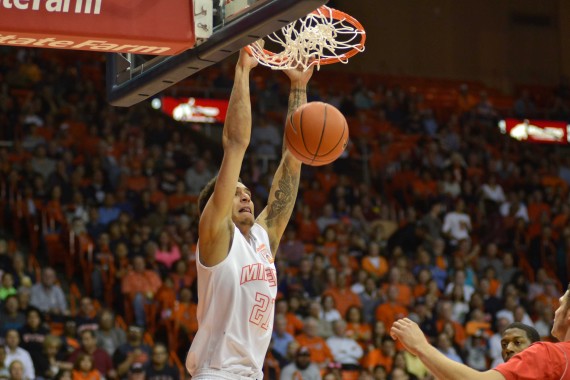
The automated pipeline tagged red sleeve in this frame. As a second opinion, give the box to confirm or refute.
[494,342,567,380]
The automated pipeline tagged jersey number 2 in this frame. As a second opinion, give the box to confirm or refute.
[249,292,275,330]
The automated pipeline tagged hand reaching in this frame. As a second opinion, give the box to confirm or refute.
[390,318,429,357]
[284,64,314,85]
[237,43,261,70]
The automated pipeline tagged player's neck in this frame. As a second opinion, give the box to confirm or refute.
[237,224,252,240]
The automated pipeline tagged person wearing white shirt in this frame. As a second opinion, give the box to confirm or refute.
[499,193,529,222]
[4,329,35,380]
[442,199,471,246]
[326,319,363,369]
[489,317,510,368]
[320,295,342,323]
[496,295,533,326]
[481,176,506,204]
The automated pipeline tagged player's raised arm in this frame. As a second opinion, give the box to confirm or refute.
[198,49,258,266]
[257,66,314,254]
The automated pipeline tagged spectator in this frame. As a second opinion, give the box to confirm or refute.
[71,353,101,380]
[67,330,116,379]
[7,360,26,380]
[362,335,395,373]
[444,269,475,302]
[4,329,35,380]
[488,317,510,368]
[436,333,463,364]
[420,202,443,251]
[323,274,363,318]
[306,300,333,338]
[251,117,282,161]
[0,295,25,336]
[442,199,471,247]
[361,242,389,280]
[29,267,69,316]
[184,159,213,196]
[0,273,17,301]
[98,194,121,226]
[345,306,372,346]
[127,363,146,380]
[320,295,342,324]
[33,334,71,380]
[316,204,339,233]
[75,297,99,332]
[359,277,382,324]
[280,346,321,380]
[375,285,408,331]
[534,305,554,339]
[95,310,127,357]
[326,319,363,370]
[272,314,295,359]
[18,307,50,368]
[112,325,152,379]
[296,317,334,369]
[154,231,181,270]
[121,256,162,327]
[144,343,179,380]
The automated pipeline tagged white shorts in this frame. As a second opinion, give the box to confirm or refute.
[192,369,262,380]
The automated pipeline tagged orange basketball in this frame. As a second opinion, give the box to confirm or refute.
[284,101,349,166]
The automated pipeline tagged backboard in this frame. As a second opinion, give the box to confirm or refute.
[106,0,327,107]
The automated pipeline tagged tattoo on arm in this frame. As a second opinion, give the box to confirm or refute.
[265,161,299,227]
[288,88,306,116]
[285,87,307,153]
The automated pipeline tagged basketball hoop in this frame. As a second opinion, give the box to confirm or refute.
[245,5,366,71]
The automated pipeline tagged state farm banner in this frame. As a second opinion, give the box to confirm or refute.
[159,96,229,123]
[0,0,195,55]
[498,118,570,145]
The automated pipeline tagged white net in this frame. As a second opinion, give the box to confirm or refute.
[247,5,366,71]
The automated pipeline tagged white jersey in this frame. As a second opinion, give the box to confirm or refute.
[186,223,278,379]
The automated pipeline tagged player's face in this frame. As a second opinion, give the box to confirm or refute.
[552,291,570,341]
[501,328,532,362]
[233,183,254,227]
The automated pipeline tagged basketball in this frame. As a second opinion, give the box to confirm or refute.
[285,101,349,166]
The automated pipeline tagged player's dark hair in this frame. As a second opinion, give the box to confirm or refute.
[198,176,243,216]
[198,176,218,216]
[504,322,540,343]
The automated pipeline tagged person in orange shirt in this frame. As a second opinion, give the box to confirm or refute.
[72,353,101,380]
[345,306,372,348]
[295,317,334,369]
[171,287,198,336]
[375,285,408,331]
[276,298,304,336]
[362,335,395,373]
[167,180,196,212]
[322,274,362,318]
[435,300,466,348]
[361,242,389,280]
[381,267,413,308]
[121,256,162,327]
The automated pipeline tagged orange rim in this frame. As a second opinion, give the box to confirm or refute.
[245,5,366,66]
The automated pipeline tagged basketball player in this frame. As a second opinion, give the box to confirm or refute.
[391,283,570,379]
[185,48,314,379]
[500,322,539,362]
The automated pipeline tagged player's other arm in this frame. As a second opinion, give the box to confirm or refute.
[199,49,257,266]
[391,318,505,380]
[257,66,314,254]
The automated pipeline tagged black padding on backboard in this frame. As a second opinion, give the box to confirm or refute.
[106,0,327,107]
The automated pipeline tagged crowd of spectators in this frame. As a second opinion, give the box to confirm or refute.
[0,45,570,380]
